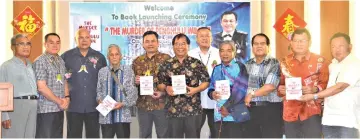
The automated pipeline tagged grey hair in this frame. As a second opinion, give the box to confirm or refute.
[107,44,121,56]
[219,40,236,54]
[11,34,28,46]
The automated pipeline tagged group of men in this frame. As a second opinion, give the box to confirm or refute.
[1,10,359,139]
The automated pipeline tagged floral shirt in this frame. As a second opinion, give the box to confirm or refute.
[158,56,210,118]
[132,52,171,111]
[278,53,329,122]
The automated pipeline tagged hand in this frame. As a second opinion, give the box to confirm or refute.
[1,120,11,129]
[113,102,123,110]
[59,98,69,110]
[135,76,140,85]
[299,94,314,102]
[97,99,102,104]
[211,91,221,100]
[245,94,253,107]
[302,86,315,94]
[152,91,162,99]
[166,86,175,96]
[186,86,197,97]
[278,85,286,95]
[220,106,229,117]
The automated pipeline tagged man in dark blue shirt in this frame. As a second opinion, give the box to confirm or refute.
[61,28,107,138]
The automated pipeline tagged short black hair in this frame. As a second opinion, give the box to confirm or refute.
[330,32,351,44]
[142,31,159,42]
[291,28,311,41]
[45,33,60,42]
[221,11,238,21]
[197,27,211,32]
[172,33,190,46]
[251,33,270,46]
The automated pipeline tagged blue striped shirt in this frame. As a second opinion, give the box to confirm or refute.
[245,55,282,102]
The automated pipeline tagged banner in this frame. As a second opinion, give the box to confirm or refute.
[70,16,102,51]
[70,2,250,65]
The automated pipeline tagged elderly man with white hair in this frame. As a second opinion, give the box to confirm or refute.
[96,44,138,138]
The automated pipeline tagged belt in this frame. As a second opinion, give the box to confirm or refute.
[14,95,38,100]
[250,101,271,106]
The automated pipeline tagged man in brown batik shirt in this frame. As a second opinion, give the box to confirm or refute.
[132,31,170,138]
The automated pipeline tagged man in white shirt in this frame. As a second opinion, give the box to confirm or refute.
[188,27,221,138]
[300,32,360,138]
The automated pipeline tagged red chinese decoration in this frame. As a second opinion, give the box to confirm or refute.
[12,6,45,39]
[273,8,307,40]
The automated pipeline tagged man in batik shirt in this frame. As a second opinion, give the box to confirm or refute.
[158,33,210,138]
[132,31,170,138]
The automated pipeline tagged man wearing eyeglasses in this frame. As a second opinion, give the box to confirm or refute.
[212,11,249,64]
[158,34,210,138]
[277,28,329,138]
[243,33,283,138]
[0,34,38,138]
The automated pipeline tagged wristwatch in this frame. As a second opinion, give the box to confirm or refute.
[313,94,318,100]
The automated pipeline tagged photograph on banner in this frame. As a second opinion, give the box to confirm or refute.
[69,2,250,65]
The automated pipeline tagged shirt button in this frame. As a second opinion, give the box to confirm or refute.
[84,86,86,88]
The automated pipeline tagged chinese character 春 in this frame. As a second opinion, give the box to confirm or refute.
[281,14,299,39]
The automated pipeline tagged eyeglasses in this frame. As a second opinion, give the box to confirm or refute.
[14,42,32,47]
[174,42,187,47]
[253,42,267,46]
[292,39,309,44]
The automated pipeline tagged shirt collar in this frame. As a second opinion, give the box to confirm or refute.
[173,55,189,62]
[144,51,160,60]
[109,64,124,72]
[195,47,213,56]
[289,52,312,62]
[73,47,95,57]
[12,56,31,67]
[248,55,271,64]
[222,30,236,37]
[44,52,60,59]
[222,58,237,67]
[331,53,355,64]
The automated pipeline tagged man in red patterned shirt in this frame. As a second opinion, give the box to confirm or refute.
[277,28,329,138]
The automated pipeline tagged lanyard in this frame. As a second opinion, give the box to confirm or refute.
[199,51,211,67]
[49,55,61,74]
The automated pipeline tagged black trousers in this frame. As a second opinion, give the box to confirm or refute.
[101,123,130,138]
[198,109,216,138]
[67,112,100,138]
[169,115,202,138]
[244,102,283,138]
[35,111,64,138]
[214,121,244,138]
[284,115,322,138]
